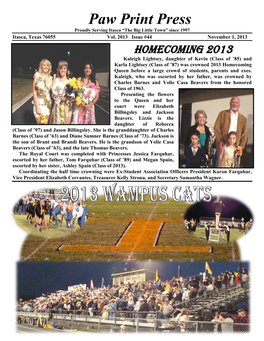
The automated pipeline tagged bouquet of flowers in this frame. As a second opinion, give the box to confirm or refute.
[76,96,85,107]
[52,79,66,124]
[40,114,48,124]
[235,146,242,156]
[52,80,65,104]
[65,83,74,97]
[35,73,52,108]
[70,77,83,91]
[233,146,242,167]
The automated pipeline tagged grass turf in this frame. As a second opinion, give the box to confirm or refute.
[17,197,241,262]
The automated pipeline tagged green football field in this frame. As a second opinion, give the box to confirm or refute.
[16,196,242,262]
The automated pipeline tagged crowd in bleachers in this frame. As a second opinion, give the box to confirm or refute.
[17,267,250,331]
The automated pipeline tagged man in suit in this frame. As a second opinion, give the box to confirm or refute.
[214,97,248,166]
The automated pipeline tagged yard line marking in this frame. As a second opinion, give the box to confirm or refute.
[153,222,165,246]
[126,202,160,260]
[57,245,212,252]
[115,221,134,246]
[21,238,50,261]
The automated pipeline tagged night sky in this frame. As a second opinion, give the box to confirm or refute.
[12,43,110,77]
[184,196,253,222]
[17,261,249,300]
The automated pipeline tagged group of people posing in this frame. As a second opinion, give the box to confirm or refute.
[184,97,248,168]
[32,59,100,125]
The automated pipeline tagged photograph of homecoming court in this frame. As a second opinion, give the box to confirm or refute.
[12,43,110,125]
[179,89,253,168]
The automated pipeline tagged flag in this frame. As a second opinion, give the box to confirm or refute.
[205,262,212,275]
[178,265,182,278]
[156,269,159,281]
[90,279,94,289]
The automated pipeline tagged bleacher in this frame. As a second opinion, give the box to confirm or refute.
[17,282,249,332]
[181,282,249,317]
[31,188,62,200]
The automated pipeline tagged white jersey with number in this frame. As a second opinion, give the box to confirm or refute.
[51,199,59,208]
[72,204,83,219]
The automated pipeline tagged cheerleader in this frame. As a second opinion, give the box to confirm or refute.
[213,196,225,227]
[189,218,195,234]
[220,221,226,239]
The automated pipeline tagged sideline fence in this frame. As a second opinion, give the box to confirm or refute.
[16,311,249,333]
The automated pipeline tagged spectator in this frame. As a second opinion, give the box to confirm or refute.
[175,308,190,332]
[182,287,190,306]
[211,311,221,332]
[158,300,174,319]
[232,309,250,332]
[198,280,206,296]
[219,312,234,332]
[107,299,117,320]
[127,296,135,317]
[18,198,23,215]
[138,299,149,319]
[173,289,183,304]
[206,280,214,292]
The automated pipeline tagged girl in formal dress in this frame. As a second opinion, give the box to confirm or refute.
[32,59,53,124]
[50,60,74,124]
[72,63,100,124]
[218,131,238,167]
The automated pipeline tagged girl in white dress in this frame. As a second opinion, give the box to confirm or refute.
[32,59,53,124]
[218,131,239,167]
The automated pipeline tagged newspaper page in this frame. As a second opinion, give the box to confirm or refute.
[4,0,262,338]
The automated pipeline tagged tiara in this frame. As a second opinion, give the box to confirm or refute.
[58,60,68,67]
